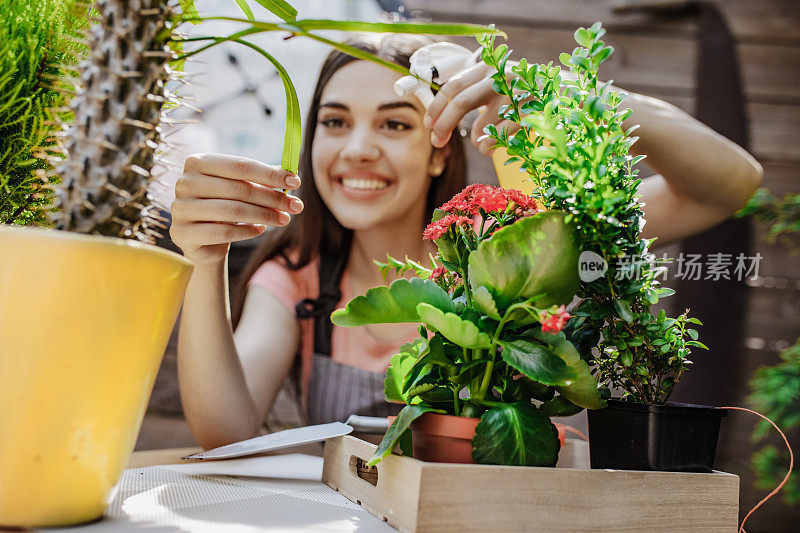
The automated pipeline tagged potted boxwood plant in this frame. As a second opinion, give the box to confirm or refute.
[0,0,496,527]
[333,187,606,467]
[481,23,724,473]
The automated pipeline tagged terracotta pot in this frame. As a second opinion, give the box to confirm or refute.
[402,412,567,464]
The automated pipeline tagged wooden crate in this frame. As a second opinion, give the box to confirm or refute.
[322,435,739,532]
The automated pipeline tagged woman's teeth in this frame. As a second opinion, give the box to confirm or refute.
[341,178,388,190]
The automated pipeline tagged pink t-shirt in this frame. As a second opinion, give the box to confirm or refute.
[247,254,420,398]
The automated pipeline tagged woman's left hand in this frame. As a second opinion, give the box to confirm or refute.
[424,61,518,156]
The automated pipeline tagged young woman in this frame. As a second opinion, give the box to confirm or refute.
[170,34,762,450]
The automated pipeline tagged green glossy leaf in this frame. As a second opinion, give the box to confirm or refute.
[498,339,577,386]
[539,395,583,417]
[368,405,444,466]
[416,303,492,349]
[472,403,560,466]
[532,331,606,409]
[468,211,580,311]
[385,339,426,403]
[332,278,455,327]
[406,369,439,397]
[253,0,297,22]
[473,286,501,320]
[614,299,634,323]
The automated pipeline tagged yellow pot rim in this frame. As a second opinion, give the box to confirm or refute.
[0,225,192,268]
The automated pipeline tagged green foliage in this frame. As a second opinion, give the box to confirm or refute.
[0,0,87,226]
[331,278,456,326]
[737,188,800,250]
[337,178,604,465]
[748,339,800,504]
[480,23,704,404]
[472,403,561,466]
[467,211,580,310]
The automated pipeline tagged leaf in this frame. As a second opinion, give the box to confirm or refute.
[416,303,492,349]
[385,339,426,403]
[232,0,255,20]
[473,286,501,320]
[468,211,581,312]
[179,0,201,23]
[472,403,561,466]
[498,339,577,386]
[614,299,634,323]
[539,395,584,417]
[332,278,455,327]
[253,0,297,22]
[222,39,301,174]
[531,331,606,409]
[368,405,443,466]
[282,19,501,37]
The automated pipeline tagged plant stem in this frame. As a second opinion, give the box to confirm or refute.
[452,387,461,416]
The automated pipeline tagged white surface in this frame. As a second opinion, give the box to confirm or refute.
[184,422,353,460]
[44,454,395,532]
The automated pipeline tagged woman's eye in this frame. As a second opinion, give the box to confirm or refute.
[321,117,346,129]
[384,120,411,132]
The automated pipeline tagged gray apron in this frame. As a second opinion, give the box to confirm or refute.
[295,247,401,425]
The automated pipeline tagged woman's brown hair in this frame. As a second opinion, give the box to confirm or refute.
[231,34,467,327]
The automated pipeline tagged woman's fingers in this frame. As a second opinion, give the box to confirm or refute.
[172,198,291,227]
[426,63,504,148]
[175,173,303,215]
[183,153,301,191]
[171,222,267,247]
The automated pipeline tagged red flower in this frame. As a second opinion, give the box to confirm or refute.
[539,305,571,333]
[472,186,508,213]
[430,266,447,281]
[422,214,473,241]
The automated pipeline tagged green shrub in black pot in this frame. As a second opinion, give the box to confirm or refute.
[481,23,726,472]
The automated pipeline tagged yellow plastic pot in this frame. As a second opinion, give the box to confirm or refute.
[0,226,192,528]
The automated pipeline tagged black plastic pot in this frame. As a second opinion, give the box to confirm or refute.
[587,399,726,472]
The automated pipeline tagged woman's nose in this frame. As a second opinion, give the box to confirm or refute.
[340,126,380,163]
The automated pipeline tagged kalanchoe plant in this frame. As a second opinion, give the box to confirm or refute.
[333,184,606,467]
[481,23,707,405]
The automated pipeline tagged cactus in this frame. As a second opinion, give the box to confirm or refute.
[53,0,178,242]
[0,0,88,226]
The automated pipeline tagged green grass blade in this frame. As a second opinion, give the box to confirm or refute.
[253,0,298,22]
[281,19,504,37]
[227,38,301,173]
[232,0,255,21]
[179,0,201,24]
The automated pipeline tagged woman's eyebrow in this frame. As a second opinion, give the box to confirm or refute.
[319,102,348,110]
[378,101,420,112]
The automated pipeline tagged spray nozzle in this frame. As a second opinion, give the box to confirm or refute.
[394,42,480,110]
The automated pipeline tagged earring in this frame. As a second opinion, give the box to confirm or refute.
[432,166,443,177]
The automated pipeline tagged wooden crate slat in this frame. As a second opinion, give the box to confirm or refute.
[323,435,739,533]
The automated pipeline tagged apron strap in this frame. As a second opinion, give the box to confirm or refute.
[294,233,352,356]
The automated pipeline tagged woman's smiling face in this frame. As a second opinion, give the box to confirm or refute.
[311,60,446,231]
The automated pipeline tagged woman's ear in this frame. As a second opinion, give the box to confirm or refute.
[429,145,451,177]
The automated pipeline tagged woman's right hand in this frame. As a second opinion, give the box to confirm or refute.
[170,153,304,265]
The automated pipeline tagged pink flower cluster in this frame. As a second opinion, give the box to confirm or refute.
[422,214,473,241]
[441,184,539,217]
[539,305,571,333]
